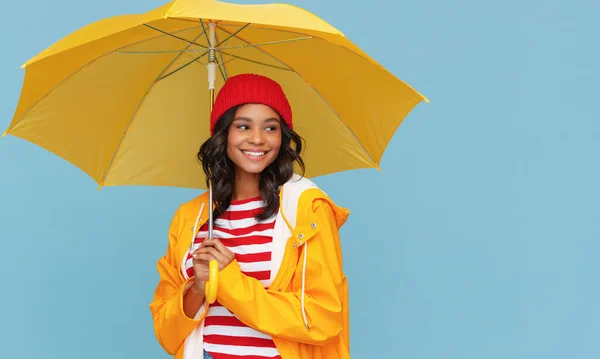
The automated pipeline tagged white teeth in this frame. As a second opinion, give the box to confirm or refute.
[243,151,266,156]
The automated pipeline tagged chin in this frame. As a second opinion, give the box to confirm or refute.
[239,163,271,175]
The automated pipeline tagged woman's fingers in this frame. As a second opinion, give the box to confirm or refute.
[193,253,217,263]
[204,238,236,262]
[192,239,234,270]
[212,238,235,260]
[194,245,226,263]
[203,238,235,270]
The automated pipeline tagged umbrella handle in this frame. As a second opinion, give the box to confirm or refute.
[204,259,219,304]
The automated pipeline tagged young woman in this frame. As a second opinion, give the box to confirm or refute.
[150,74,350,359]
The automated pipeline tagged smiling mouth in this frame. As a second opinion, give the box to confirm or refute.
[241,150,268,157]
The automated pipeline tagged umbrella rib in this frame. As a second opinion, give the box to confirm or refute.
[7,25,203,135]
[216,23,250,49]
[217,27,379,167]
[99,30,208,187]
[218,23,323,46]
[156,50,209,82]
[144,24,208,49]
[217,26,300,71]
[216,36,313,51]
[190,21,316,40]
[213,23,265,71]
[154,23,211,82]
[117,49,208,54]
[216,51,293,72]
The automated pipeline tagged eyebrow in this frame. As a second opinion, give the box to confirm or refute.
[233,117,280,123]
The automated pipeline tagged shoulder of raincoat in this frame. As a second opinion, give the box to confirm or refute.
[149,174,351,359]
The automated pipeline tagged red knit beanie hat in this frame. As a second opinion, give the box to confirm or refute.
[210,73,293,134]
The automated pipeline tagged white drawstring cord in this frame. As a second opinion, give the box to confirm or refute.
[189,203,205,257]
[277,186,309,329]
[301,241,310,330]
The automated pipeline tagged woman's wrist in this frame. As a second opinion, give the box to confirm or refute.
[189,280,206,296]
[183,280,206,318]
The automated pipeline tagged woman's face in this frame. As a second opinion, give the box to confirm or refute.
[226,103,283,177]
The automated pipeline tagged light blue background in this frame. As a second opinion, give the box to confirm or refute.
[1,0,598,358]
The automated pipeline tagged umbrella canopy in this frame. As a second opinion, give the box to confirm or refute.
[4,0,428,189]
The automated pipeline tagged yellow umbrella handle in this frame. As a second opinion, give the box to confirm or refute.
[204,259,219,304]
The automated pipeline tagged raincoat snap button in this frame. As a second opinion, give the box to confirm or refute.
[311,222,317,229]
[293,243,297,249]
[298,233,304,239]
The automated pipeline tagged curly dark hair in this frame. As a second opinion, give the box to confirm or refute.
[197,105,305,221]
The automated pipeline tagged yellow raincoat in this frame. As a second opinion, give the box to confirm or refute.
[149,175,350,359]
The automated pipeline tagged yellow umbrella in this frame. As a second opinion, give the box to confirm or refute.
[3,0,428,303]
[4,0,427,189]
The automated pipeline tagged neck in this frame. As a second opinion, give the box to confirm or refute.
[232,170,261,201]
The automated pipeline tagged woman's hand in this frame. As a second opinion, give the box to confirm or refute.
[192,237,236,273]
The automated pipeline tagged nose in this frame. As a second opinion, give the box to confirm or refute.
[247,127,265,145]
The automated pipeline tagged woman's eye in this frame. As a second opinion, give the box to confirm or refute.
[237,125,249,130]
[265,126,278,131]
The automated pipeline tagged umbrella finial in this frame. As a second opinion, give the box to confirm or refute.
[1,132,6,138]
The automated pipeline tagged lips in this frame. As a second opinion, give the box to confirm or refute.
[242,150,266,157]
[240,149,270,161]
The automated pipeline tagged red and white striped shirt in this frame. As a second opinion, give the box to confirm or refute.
[183,196,282,359]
